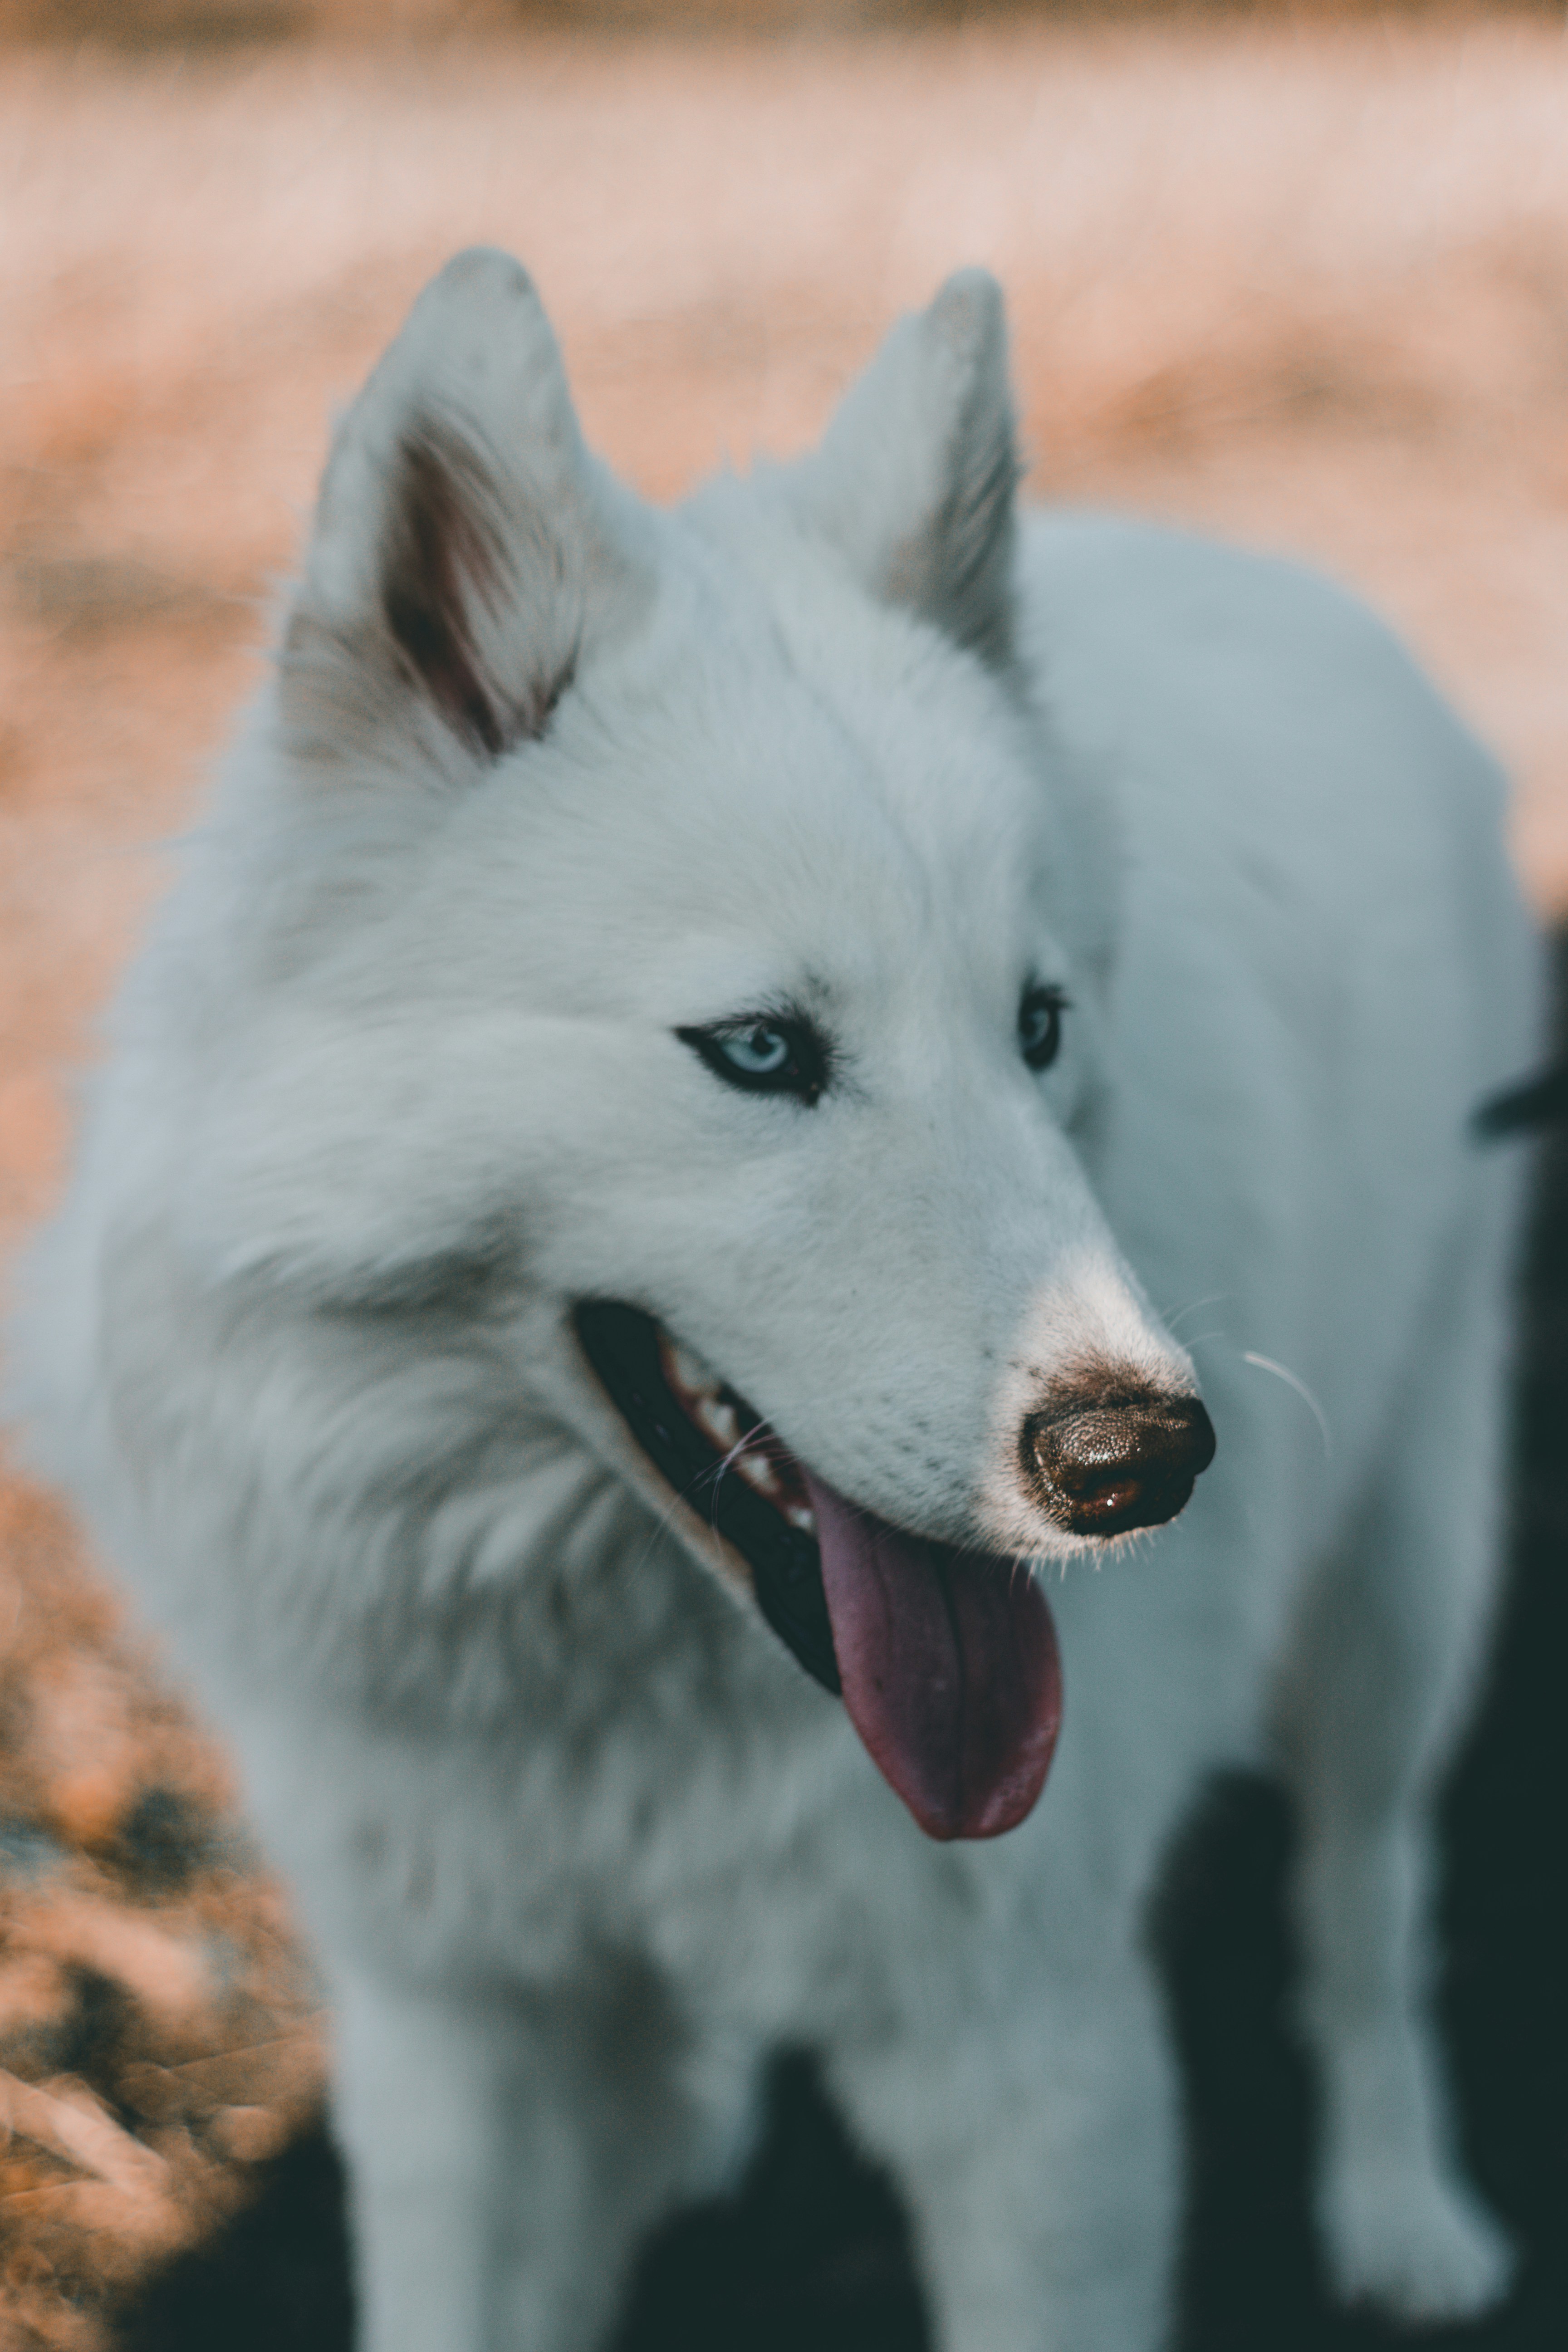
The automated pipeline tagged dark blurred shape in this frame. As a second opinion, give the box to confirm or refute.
[110,935,1568,2345]
[49,1963,139,2085]
[1474,1063,1568,1140]
[1441,936,1568,2332]
[114,2116,355,2352]
[4,1960,142,2096]
[109,1784,212,1897]
[612,2051,931,2352]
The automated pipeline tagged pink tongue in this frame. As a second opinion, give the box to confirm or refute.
[804,1472,1062,1842]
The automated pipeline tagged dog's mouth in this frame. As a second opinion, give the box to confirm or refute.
[573,1301,1062,1842]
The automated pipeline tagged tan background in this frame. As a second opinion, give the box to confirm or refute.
[2,6,1567,2340]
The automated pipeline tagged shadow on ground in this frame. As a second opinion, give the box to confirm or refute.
[114,949,1568,2351]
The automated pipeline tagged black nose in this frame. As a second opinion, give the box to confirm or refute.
[1023,1392,1216,1538]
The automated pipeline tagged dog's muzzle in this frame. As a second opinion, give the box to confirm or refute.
[1024,1392,1216,1538]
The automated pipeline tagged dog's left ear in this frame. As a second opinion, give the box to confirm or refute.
[789,270,1020,673]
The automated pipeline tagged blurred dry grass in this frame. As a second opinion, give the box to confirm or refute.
[4,8,1568,2341]
[0,1479,326,2347]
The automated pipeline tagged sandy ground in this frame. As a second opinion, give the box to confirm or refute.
[2,13,1567,2341]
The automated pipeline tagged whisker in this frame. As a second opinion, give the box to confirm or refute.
[706,1421,769,1531]
[1241,1350,1332,1459]
[623,1472,716,1586]
[621,1425,768,1582]
[1164,1292,1232,1338]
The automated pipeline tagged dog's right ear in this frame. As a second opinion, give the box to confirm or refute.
[279,249,651,784]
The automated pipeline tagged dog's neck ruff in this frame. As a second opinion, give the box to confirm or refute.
[574,1302,1061,1841]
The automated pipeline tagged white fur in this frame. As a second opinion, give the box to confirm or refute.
[9,251,1539,2350]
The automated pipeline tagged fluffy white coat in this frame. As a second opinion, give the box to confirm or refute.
[10,250,1539,2351]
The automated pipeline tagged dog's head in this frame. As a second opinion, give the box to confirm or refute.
[196,251,1213,1839]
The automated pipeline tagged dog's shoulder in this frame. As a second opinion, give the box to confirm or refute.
[1016,510,1529,1024]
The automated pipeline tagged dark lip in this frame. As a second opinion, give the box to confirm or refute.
[572,1300,842,1696]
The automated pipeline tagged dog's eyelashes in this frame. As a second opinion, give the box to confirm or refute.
[677,1016,829,1105]
[1019,983,1069,1073]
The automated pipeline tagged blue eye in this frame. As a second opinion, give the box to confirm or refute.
[678,1014,829,1104]
[720,1024,791,1078]
[1019,983,1068,1073]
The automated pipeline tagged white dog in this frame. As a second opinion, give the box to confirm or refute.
[12,251,1538,2351]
